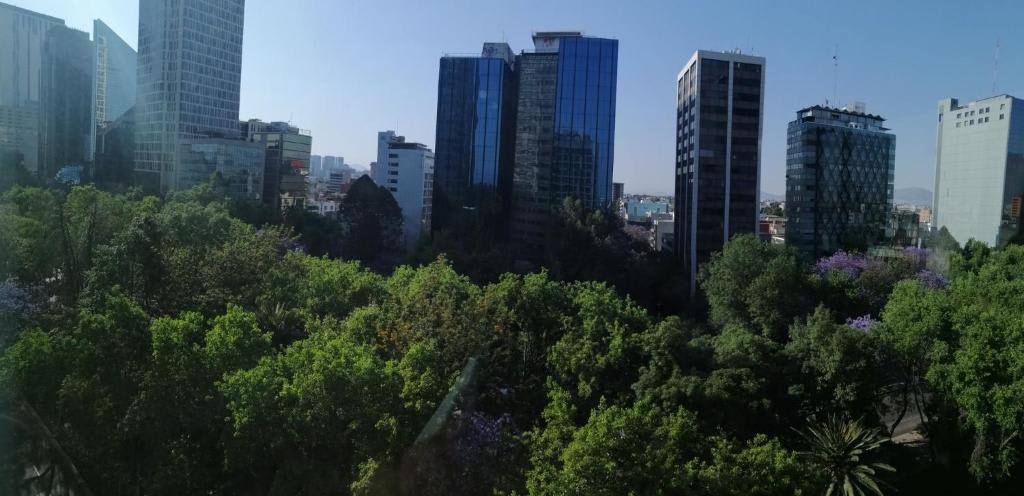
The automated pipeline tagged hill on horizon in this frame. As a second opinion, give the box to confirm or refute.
[894,187,932,206]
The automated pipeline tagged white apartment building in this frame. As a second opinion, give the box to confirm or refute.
[375,130,434,247]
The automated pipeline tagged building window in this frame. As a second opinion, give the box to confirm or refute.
[389,187,397,192]
[388,153,398,158]
[1001,103,1006,110]
[970,119,974,124]
[1000,114,1005,120]
[956,113,961,118]
[388,179,397,184]
[985,117,990,122]
[388,170,398,175]
[956,122,961,128]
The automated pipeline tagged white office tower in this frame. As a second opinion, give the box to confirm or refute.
[933,95,1024,247]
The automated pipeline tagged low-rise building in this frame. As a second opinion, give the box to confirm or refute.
[177,136,265,200]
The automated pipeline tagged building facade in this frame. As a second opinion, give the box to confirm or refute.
[309,154,322,177]
[0,2,65,175]
[177,137,264,199]
[91,19,136,160]
[785,104,895,258]
[933,95,1024,247]
[375,131,434,247]
[612,181,624,206]
[433,42,516,231]
[510,32,618,255]
[94,106,135,185]
[674,50,765,295]
[241,119,312,209]
[135,0,246,194]
[39,25,94,178]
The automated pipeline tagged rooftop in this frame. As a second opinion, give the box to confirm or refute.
[0,2,64,25]
[797,104,885,122]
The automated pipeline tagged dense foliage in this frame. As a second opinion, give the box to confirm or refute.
[2,183,1024,494]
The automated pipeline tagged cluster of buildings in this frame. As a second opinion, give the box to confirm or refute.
[0,3,135,183]
[5,0,1024,291]
[1,1,325,213]
[669,49,1023,294]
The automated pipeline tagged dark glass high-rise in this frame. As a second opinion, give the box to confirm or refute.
[433,42,516,232]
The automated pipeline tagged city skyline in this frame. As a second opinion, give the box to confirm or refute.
[10,0,1024,195]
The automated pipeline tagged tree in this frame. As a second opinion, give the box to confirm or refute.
[876,280,950,437]
[687,435,819,496]
[545,280,652,410]
[927,245,1024,481]
[528,398,701,495]
[218,318,405,494]
[338,176,402,266]
[796,416,895,496]
[255,252,384,342]
[699,234,811,340]
[928,226,961,253]
[785,306,879,421]
[282,205,344,257]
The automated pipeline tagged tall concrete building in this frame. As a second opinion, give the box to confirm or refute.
[785,104,895,258]
[933,95,1024,247]
[134,0,246,194]
[433,42,517,232]
[375,130,434,247]
[0,2,65,175]
[91,19,136,160]
[674,50,765,295]
[510,32,618,255]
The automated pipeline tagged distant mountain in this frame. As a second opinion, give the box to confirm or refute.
[894,187,932,206]
[760,191,784,201]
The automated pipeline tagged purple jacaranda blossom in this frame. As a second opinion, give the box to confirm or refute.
[0,279,38,318]
[916,269,949,289]
[815,251,869,278]
[900,246,931,270]
[846,314,879,332]
[449,411,516,474]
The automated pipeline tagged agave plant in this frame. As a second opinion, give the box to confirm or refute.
[796,416,895,496]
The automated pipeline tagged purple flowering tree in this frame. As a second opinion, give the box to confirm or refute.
[449,411,517,479]
[845,314,879,332]
[901,247,931,270]
[915,269,949,289]
[0,278,41,345]
[815,251,869,278]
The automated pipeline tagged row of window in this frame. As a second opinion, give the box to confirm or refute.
[956,102,1006,119]
[955,114,1004,128]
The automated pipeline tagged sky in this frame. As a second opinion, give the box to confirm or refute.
[15,0,1024,196]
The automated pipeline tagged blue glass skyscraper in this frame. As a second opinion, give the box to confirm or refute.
[433,42,515,231]
[552,36,617,208]
[510,32,618,254]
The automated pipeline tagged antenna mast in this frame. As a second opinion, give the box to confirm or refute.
[992,37,1001,95]
[832,44,839,108]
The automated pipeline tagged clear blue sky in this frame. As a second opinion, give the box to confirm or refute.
[16,0,1024,195]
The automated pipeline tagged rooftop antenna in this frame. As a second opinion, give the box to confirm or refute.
[992,37,1001,95]
[832,44,839,108]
